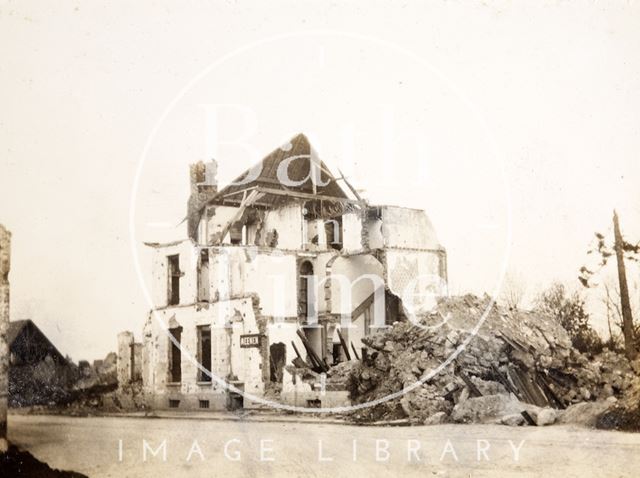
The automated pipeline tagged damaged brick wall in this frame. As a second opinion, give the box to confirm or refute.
[187,160,218,240]
[341,212,364,253]
[116,332,142,386]
[380,206,442,250]
[385,249,446,314]
[0,225,10,452]
[262,203,304,250]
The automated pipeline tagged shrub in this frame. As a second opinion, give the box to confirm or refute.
[536,283,604,354]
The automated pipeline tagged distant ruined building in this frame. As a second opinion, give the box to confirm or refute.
[6,319,76,407]
[118,133,447,410]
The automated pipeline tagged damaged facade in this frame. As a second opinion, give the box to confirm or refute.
[121,133,447,410]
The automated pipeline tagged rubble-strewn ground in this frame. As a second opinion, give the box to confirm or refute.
[0,445,87,477]
[20,294,640,431]
[11,352,149,417]
[21,381,146,417]
[596,376,640,431]
[9,350,119,412]
[333,295,640,428]
[8,414,640,478]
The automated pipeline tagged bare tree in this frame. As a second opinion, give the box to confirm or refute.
[602,279,640,351]
[501,271,527,310]
[603,282,622,349]
[580,210,639,360]
[613,211,637,359]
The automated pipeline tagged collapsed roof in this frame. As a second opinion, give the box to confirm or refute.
[187,133,365,239]
[218,133,349,201]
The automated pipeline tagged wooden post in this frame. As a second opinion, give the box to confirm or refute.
[291,341,303,360]
[296,329,328,372]
[336,328,352,361]
[350,342,360,360]
[613,210,638,360]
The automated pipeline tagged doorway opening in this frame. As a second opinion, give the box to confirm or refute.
[269,342,286,383]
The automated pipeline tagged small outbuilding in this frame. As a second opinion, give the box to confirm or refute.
[8,320,76,406]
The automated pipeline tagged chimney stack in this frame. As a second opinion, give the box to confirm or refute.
[187,160,218,240]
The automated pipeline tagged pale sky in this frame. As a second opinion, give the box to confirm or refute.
[1,1,639,361]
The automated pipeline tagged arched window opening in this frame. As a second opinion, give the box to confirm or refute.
[298,261,315,318]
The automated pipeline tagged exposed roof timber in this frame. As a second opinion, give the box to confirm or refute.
[213,190,264,245]
[221,186,258,198]
[220,186,366,205]
[337,168,363,202]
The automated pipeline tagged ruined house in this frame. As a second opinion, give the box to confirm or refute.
[7,319,76,407]
[123,133,447,410]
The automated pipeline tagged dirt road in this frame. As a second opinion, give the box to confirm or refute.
[7,414,640,477]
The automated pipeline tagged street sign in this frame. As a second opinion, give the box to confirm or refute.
[239,334,262,348]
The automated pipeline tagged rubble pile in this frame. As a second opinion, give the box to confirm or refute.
[594,352,640,431]
[26,354,144,415]
[286,361,355,393]
[341,294,640,426]
[73,353,117,391]
[104,381,146,411]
